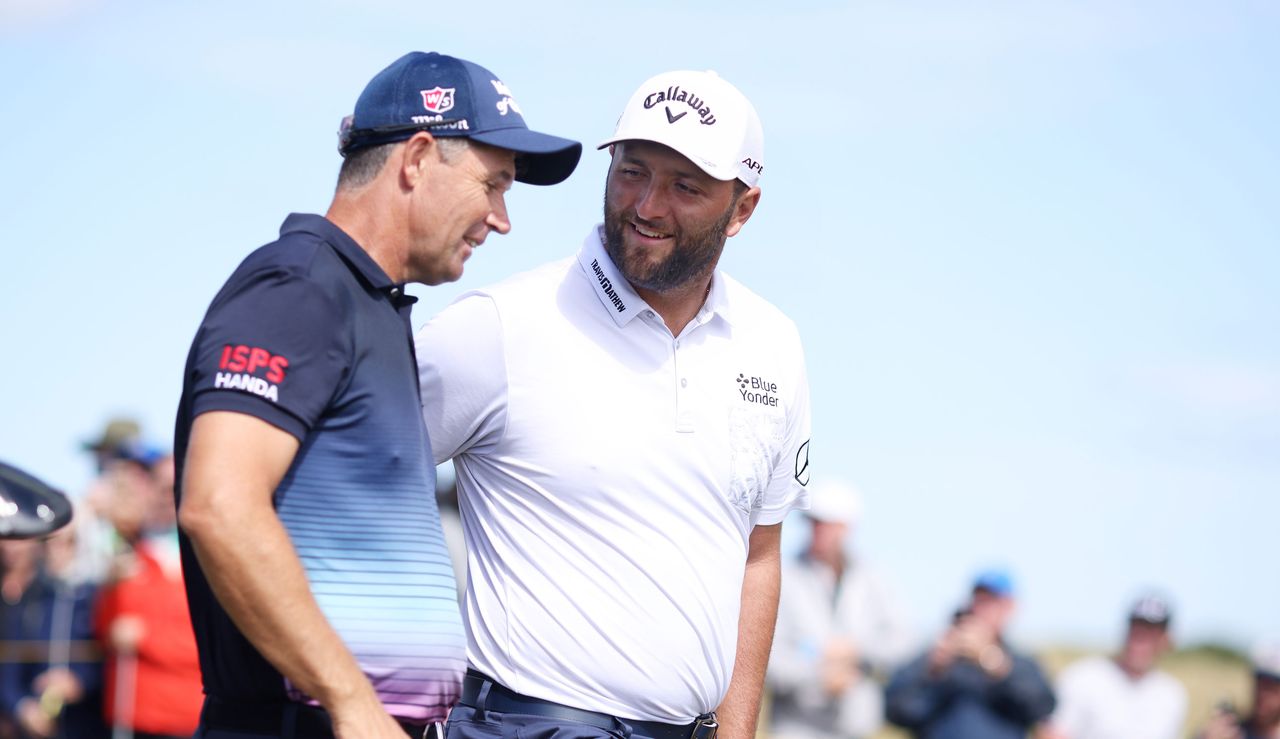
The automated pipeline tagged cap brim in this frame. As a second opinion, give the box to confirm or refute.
[596,135,741,182]
[469,128,583,186]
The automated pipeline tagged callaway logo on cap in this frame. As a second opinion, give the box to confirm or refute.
[338,51,582,186]
[598,69,765,188]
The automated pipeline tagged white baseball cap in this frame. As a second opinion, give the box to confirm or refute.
[598,70,765,188]
[804,479,863,526]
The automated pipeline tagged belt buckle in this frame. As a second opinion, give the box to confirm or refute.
[690,714,717,739]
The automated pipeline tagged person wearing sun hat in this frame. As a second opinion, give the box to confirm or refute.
[417,68,810,739]
[173,51,580,739]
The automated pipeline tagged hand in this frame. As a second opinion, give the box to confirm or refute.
[17,697,55,738]
[33,667,84,704]
[928,629,959,675]
[1033,723,1070,739]
[327,691,412,739]
[1198,709,1243,739]
[108,615,147,653]
[820,637,861,696]
[951,618,998,663]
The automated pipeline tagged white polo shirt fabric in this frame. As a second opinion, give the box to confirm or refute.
[1050,656,1188,739]
[416,225,812,724]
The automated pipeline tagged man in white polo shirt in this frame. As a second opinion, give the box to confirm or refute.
[1042,594,1188,739]
[416,70,811,739]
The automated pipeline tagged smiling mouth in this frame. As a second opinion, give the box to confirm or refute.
[631,222,671,240]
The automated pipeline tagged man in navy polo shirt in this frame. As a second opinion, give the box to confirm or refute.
[173,52,580,739]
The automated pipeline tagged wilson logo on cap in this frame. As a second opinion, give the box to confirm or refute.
[420,87,455,114]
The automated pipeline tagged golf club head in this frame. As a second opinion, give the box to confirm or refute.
[0,461,74,539]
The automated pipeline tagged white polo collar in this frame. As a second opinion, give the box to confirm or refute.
[575,225,732,329]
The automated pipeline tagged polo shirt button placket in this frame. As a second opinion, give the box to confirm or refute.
[674,337,696,432]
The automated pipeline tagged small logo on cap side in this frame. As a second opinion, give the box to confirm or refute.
[421,87,456,114]
[742,158,763,175]
[491,79,523,116]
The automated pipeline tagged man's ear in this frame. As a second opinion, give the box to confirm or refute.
[399,131,439,189]
[724,186,761,238]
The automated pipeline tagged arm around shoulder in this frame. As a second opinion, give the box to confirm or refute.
[415,292,509,463]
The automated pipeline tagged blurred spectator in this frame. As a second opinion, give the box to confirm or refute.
[78,417,153,587]
[93,453,201,739]
[1041,594,1186,739]
[767,479,914,739]
[80,418,143,475]
[0,528,106,739]
[1197,641,1280,739]
[885,569,1056,739]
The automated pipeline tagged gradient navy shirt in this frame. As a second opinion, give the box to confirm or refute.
[173,213,464,721]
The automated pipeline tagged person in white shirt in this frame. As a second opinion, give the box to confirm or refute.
[767,479,914,739]
[416,69,811,739]
[1042,594,1188,739]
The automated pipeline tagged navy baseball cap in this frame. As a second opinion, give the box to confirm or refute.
[339,52,582,186]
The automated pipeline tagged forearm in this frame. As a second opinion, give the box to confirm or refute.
[180,411,380,719]
[715,524,782,739]
[182,497,373,711]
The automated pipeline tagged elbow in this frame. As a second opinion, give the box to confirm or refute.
[177,488,226,545]
[177,496,208,542]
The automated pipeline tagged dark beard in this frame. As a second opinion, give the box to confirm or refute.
[603,192,735,293]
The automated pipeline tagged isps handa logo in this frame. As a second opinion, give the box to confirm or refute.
[214,344,288,403]
[736,373,780,407]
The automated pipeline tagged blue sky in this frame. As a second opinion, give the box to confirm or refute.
[2,1,1276,650]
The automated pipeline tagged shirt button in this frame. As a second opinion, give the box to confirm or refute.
[680,378,688,387]
[389,287,401,298]
[675,340,681,349]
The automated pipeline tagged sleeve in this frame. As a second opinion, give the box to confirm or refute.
[415,292,509,464]
[990,654,1057,725]
[884,653,952,730]
[752,323,811,526]
[189,267,350,441]
[0,649,28,716]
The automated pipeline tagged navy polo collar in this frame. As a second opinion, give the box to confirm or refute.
[279,213,416,305]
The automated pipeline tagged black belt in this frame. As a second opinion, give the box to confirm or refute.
[200,696,439,739]
[460,671,717,739]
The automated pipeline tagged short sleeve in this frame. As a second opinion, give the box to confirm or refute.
[753,328,812,526]
[415,292,509,464]
[189,267,350,440]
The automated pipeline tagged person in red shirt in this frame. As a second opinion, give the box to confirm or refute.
[93,452,202,739]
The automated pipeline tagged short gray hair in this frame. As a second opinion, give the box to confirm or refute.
[336,137,473,191]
